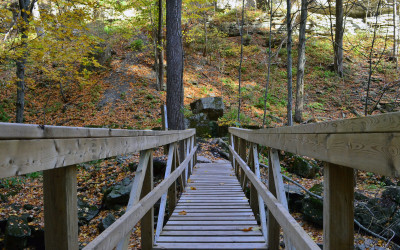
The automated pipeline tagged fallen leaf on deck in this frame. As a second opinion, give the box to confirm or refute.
[187,179,193,183]
[178,210,187,215]
[252,227,261,231]
[219,183,224,185]
[190,186,197,190]
[241,227,253,232]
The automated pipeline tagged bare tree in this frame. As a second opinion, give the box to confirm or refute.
[166,0,185,130]
[393,0,398,70]
[237,0,245,123]
[262,0,273,127]
[294,0,310,123]
[334,0,344,77]
[16,0,37,123]
[365,0,382,116]
[286,0,293,126]
[157,0,164,90]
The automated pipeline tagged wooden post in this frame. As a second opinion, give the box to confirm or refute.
[229,134,234,167]
[168,147,177,217]
[141,151,154,250]
[161,105,168,154]
[249,144,259,217]
[43,166,78,250]
[238,138,247,189]
[323,163,354,250]
[267,151,280,249]
[233,136,239,176]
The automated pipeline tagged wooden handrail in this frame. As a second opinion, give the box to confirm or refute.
[229,112,400,177]
[228,113,399,250]
[0,122,197,250]
[0,123,195,178]
[83,145,198,250]
[229,145,320,250]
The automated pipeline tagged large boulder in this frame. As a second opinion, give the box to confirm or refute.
[78,199,100,225]
[5,216,31,249]
[283,153,320,179]
[301,183,323,227]
[355,186,400,242]
[284,184,305,212]
[98,213,116,233]
[190,97,224,120]
[103,177,133,210]
[188,113,220,137]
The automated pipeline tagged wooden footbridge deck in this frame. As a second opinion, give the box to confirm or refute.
[0,112,399,250]
[155,163,268,249]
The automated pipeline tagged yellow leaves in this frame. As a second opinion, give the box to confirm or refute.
[241,227,253,232]
[178,210,187,215]
[187,179,193,183]
[190,186,197,190]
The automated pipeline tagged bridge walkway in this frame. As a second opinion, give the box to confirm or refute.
[154,163,268,249]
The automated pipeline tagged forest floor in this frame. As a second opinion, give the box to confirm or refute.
[0,27,400,249]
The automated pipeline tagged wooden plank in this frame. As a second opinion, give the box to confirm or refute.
[141,151,154,250]
[238,138,247,188]
[229,129,400,177]
[270,148,293,250]
[0,122,195,139]
[323,163,354,250]
[153,242,268,249]
[267,152,280,250]
[160,231,262,236]
[230,112,400,134]
[83,146,197,250]
[43,165,78,250]
[252,144,268,243]
[0,131,195,178]
[156,236,266,243]
[229,145,320,250]
[117,150,151,250]
[170,216,254,221]
[166,221,258,225]
[163,225,262,231]
[171,212,254,217]
[175,206,250,209]
[168,146,177,220]
[171,209,253,213]
[155,143,175,243]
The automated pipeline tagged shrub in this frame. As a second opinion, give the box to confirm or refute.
[130,39,144,51]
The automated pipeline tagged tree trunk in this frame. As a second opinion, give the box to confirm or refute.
[394,0,398,70]
[166,0,184,130]
[286,0,293,126]
[157,0,164,90]
[294,0,308,123]
[16,0,33,123]
[238,0,245,123]
[334,0,344,77]
[203,15,208,57]
[262,0,273,127]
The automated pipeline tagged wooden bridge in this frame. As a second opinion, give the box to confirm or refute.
[0,112,399,249]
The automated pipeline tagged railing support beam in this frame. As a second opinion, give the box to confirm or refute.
[43,166,78,250]
[141,151,154,250]
[323,163,354,250]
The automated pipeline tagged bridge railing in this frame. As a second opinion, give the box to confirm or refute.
[0,123,196,250]
[229,112,400,250]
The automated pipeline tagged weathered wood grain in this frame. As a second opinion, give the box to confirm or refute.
[82,146,197,250]
[230,145,320,250]
[0,130,195,178]
[323,163,354,250]
[0,122,194,139]
[229,129,400,177]
[43,165,78,250]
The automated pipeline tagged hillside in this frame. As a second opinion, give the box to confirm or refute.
[0,4,400,249]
